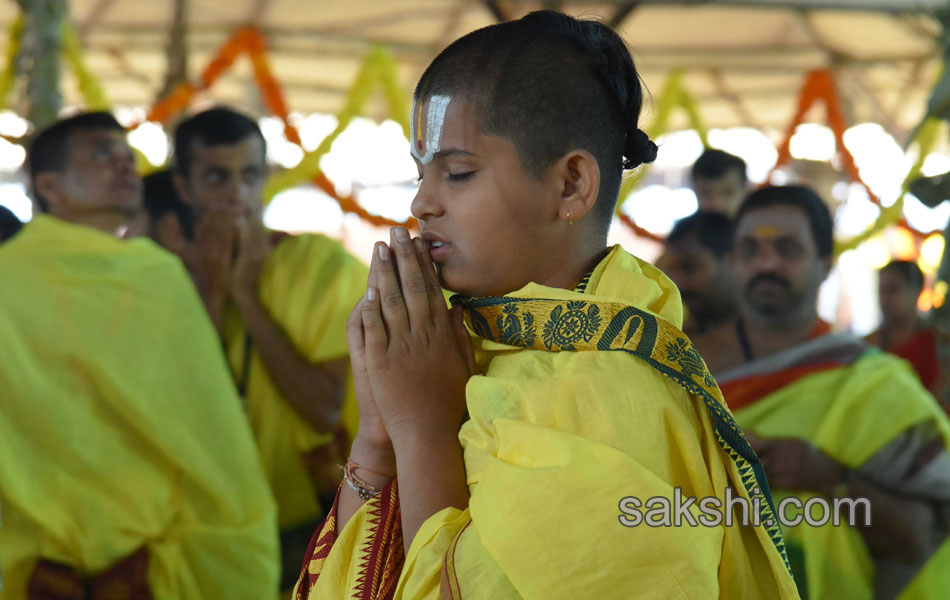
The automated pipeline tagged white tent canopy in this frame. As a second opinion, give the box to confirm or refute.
[0,0,946,134]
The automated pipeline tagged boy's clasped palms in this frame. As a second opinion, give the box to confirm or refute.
[348,226,476,453]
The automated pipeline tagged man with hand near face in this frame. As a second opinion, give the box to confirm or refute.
[164,107,367,592]
[0,112,279,599]
[714,185,950,599]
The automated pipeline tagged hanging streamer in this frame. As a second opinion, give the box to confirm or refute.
[0,16,114,122]
[262,46,411,206]
[61,22,110,111]
[614,69,709,242]
[246,32,302,147]
[144,27,259,126]
[768,68,937,256]
[834,118,942,255]
[312,172,414,228]
[617,213,664,243]
[139,25,412,228]
[4,14,944,239]
[240,34,412,225]
[0,16,23,112]
[616,69,709,212]
[263,43,412,227]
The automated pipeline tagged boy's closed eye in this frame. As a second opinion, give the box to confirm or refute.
[447,171,476,183]
[415,171,478,184]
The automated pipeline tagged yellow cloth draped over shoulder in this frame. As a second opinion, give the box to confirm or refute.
[222,233,368,530]
[719,336,950,600]
[294,245,799,599]
[0,215,279,599]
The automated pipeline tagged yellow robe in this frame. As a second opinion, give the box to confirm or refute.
[722,346,950,599]
[295,245,799,599]
[222,233,368,531]
[0,214,279,599]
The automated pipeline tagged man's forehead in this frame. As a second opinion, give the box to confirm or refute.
[71,128,126,145]
[66,128,129,160]
[737,206,810,238]
[189,136,264,166]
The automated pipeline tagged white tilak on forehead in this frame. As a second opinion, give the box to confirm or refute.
[411,95,452,164]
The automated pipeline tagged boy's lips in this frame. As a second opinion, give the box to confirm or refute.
[421,230,451,261]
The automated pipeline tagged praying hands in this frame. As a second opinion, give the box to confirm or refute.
[341,226,475,551]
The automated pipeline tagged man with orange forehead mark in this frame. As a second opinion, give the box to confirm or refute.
[713,185,950,599]
[294,12,798,599]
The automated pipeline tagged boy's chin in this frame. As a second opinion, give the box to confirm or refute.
[440,263,520,299]
[440,268,486,299]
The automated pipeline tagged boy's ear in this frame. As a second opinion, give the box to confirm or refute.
[553,149,599,223]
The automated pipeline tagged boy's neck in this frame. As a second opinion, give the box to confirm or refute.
[540,245,608,292]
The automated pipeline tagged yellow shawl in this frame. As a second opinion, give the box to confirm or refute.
[295,245,799,599]
[0,214,279,599]
[725,348,950,599]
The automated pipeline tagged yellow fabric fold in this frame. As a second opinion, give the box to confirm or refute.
[468,419,724,598]
[396,507,469,597]
[299,245,799,599]
[223,233,367,529]
[733,350,950,599]
[0,214,279,599]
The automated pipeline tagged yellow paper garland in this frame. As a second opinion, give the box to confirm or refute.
[4,9,940,251]
[263,46,410,202]
[0,16,24,112]
[61,22,110,111]
[834,117,942,255]
[616,69,709,213]
[0,16,109,114]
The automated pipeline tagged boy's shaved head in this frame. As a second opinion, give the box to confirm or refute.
[415,11,657,234]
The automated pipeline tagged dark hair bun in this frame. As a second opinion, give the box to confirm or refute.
[623,128,658,170]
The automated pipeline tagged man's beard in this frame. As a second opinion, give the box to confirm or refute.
[744,273,800,318]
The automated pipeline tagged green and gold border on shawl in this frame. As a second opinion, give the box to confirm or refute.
[453,295,790,573]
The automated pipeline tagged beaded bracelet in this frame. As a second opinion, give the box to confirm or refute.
[340,458,391,501]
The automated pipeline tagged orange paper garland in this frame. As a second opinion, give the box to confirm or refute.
[140,26,408,228]
[769,69,937,247]
[138,37,944,242]
[144,27,258,125]
[312,172,416,229]
[617,212,664,243]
